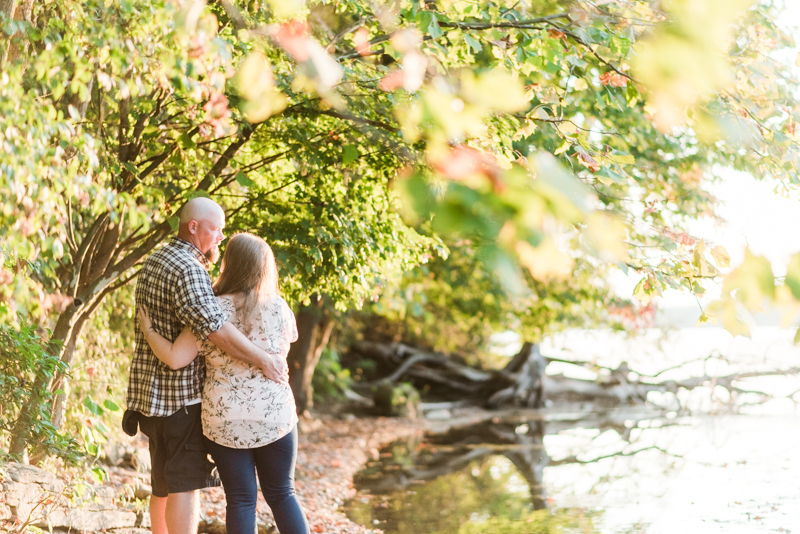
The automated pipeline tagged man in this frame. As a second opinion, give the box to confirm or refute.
[125,197,288,534]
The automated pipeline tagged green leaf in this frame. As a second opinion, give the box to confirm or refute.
[428,14,443,39]
[553,141,570,156]
[528,152,593,221]
[784,253,800,300]
[605,153,635,165]
[178,132,196,149]
[168,216,180,233]
[722,249,774,310]
[103,399,120,412]
[464,34,482,52]
[711,245,731,269]
[343,145,359,165]
[90,466,108,483]
[236,172,255,187]
[83,396,103,416]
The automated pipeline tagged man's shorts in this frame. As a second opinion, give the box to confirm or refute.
[137,404,220,497]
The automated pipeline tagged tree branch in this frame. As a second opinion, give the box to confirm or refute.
[197,123,259,191]
[137,126,200,182]
[294,107,399,133]
[336,13,571,59]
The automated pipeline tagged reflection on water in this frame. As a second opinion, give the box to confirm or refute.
[346,327,800,533]
[346,411,660,534]
[349,452,602,533]
[346,411,800,533]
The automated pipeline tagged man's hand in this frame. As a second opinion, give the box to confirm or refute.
[260,353,290,385]
[208,322,291,384]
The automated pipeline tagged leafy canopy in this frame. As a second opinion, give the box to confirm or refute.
[1,0,799,336]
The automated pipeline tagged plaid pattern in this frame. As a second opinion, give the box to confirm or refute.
[127,237,228,417]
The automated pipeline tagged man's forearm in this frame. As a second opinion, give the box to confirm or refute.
[207,322,269,367]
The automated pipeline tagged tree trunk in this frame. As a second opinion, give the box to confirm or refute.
[1,0,34,66]
[487,342,546,409]
[49,311,94,428]
[0,0,16,19]
[8,302,84,458]
[287,295,333,415]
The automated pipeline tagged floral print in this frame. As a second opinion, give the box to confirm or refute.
[198,294,299,449]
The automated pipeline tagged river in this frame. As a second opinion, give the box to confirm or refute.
[345,326,800,533]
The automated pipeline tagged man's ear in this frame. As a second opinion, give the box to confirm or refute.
[189,220,197,234]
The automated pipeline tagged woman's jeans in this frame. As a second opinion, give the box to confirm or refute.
[204,426,309,534]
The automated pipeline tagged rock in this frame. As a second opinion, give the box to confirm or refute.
[371,380,421,419]
[38,508,138,530]
[2,479,56,522]
[425,408,452,420]
[199,518,277,534]
[1,461,140,531]
[134,483,152,499]
[257,520,278,534]
[298,416,323,433]
[199,519,227,534]
[5,463,60,487]
[137,509,151,528]
[102,442,137,467]
[131,448,152,472]
[94,485,117,506]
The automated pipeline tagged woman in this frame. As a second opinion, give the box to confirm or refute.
[138,233,309,534]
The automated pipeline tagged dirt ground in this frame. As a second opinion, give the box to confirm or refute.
[105,415,424,534]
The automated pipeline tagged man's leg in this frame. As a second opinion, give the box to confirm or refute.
[165,490,200,534]
[161,405,220,534]
[150,495,168,534]
[137,413,171,534]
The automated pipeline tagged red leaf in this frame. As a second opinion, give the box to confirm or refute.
[431,146,504,192]
[599,71,627,87]
[378,70,404,91]
[275,21,311,61]
[576,148,600,173]
[354,27,370,56]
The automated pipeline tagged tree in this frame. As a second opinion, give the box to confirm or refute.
[1,0,799,457]
[1,0,433,454]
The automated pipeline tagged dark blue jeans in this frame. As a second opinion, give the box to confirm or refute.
[204,427,309,534]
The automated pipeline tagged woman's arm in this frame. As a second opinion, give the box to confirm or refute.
[137,307,199,370]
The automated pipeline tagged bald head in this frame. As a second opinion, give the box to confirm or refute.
[178,197,226,262]
[180,197,224,227]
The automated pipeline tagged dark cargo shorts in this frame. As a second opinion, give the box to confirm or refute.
[136,404,220,497]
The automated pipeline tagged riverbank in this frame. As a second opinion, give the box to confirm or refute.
[209,415,424,534]
[4,407,527,534]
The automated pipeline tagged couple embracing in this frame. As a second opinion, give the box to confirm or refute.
[123,197,309,534]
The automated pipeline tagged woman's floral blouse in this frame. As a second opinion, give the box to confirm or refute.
[198,294,298,449]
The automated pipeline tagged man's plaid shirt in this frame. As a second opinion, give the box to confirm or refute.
[126,237,228,417]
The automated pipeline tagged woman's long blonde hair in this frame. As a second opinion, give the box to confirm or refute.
[213,233,279,334]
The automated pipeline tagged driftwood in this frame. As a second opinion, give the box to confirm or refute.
[349,340,800,410]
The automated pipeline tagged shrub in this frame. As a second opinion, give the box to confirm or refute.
[0,320,81,463]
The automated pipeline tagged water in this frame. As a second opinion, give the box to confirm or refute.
[345,327,800,533]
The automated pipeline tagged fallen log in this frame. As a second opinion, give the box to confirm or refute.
[348,340,800,410]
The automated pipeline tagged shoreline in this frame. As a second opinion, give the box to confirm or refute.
[5,407,526,534]
[199,415,426,534]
